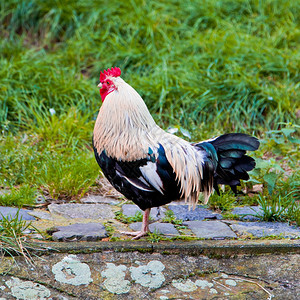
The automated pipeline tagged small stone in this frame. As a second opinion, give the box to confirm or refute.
[122,204,166,220]
[168,205,222,221]
[231,206,263,221]
[48,203,114,220]
[80,195,120,205]
[52,223,108,241]
[184,221,237,239]
[230,221,300,238]
[129,222,178,235]
[0,206,35,221]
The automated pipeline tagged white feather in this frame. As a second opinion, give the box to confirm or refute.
[140,162,164,194]
[116,169,154,192]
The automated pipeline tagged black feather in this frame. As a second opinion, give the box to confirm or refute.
[93,143,181,211]
[196,133,259,195]
[210,133,260,151]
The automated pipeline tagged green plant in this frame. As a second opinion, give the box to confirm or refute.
[103,221,115,236]
[0,211,41,264]
[35,152,99,199]
[162,210,183,225]
[257,193,294,223]
[146,229,170,243]
[208,190,237,212]
[0,185,36,207]
[115,210,143,224]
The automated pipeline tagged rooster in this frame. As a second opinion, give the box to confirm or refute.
[93,67,259,239]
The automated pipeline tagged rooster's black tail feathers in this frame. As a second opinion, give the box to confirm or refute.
[195,133,259,195]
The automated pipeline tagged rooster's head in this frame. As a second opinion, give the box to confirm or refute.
[98,67,121,102]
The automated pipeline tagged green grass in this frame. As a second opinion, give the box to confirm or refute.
[0,0,299,225]
[0,211,42,264]
[0,185,36,207]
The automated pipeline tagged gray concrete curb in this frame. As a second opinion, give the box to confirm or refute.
[34,239,300,257]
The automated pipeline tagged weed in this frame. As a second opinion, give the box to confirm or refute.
[146,229,170,243]
[256,192,299,224]
[103,221,115,236]
[208,190,237,212]
[115,210,143,224]
[0,211,42,264]
[162,210,183,225]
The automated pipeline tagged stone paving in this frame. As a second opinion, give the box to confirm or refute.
[1,195,300,299]
[1,197,300,241]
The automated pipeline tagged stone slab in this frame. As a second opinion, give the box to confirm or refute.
[122,204,166,220]
[230,221,300,238]
[169,205,222,221]
[184,220,237,239]
[52,223,108,241]
[129,222,179,235]
[80,195,120,205]
[1,249,299,299]
[48,203,114,220]
[0,206,35,221]
[231,206,263,221]
[27,210,53,220]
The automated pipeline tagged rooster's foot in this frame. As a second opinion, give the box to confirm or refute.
[120,208,151,240]
[120,230,149,240]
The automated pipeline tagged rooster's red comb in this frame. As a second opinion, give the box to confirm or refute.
[100,67,121,82]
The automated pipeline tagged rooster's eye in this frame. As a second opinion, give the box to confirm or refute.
[106,81,110,85]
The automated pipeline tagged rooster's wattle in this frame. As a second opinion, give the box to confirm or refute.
[93,67,259,239]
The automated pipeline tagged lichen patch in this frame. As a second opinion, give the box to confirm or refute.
[5,277,51,300]
[195,279,214,289]
[101,263,131,294]
[171,279,197,292]
[130,260,165,289]
[52,254,92,286]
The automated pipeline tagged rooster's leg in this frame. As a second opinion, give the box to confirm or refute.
[120,208,150,239]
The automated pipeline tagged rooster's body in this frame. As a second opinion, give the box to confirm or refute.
[93,67,259,238]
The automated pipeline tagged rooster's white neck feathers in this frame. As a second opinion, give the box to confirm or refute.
[93,77,212,206]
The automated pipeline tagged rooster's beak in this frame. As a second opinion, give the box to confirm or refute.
[97,82,102,88]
